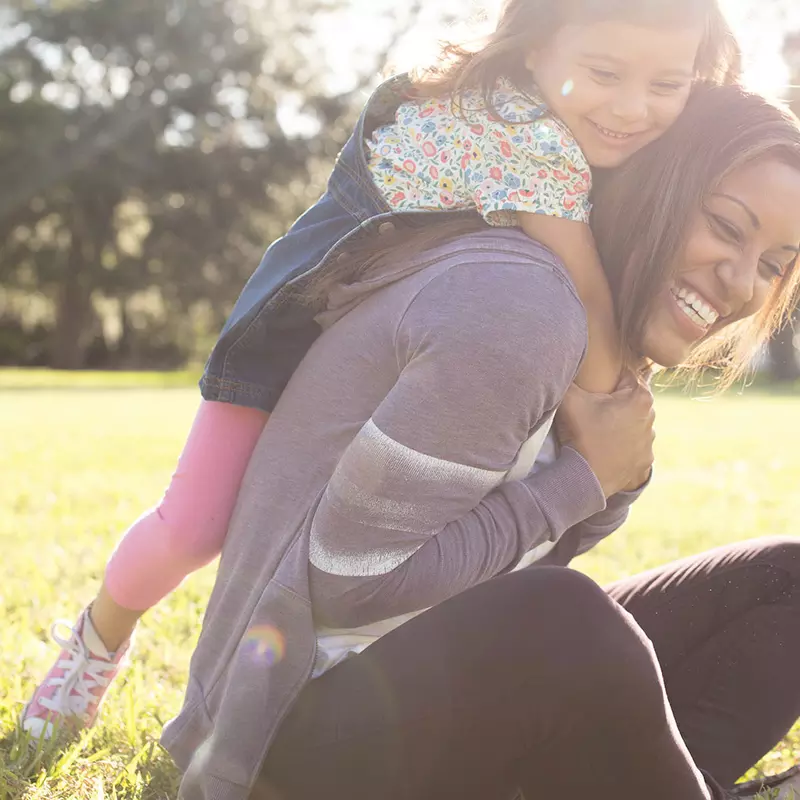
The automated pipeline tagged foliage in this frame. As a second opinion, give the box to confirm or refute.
[0,0,407,368]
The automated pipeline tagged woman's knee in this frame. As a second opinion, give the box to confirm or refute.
[511,568,667,723]
[725,537,800,598]
[511,569,660,678]
[511,566,629,636]
[753,536,800,575]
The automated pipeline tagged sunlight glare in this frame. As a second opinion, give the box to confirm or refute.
[721,0,795,100]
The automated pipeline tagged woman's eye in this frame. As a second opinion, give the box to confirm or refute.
[589,68,618,83]
[708,213,742,244]
[759,260,785,281]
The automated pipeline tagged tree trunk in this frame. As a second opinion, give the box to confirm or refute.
[117,296,134,367]
[51,217,94,369]
[768,314,800,382]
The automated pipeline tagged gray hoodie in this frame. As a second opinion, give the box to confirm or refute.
[161,229,645,799]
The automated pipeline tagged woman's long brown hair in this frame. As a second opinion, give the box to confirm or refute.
[591,82,800,390]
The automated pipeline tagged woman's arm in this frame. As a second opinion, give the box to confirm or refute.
[572,479,650,557]
[543,375,656,565]
[529,477,651,571]
[311,448,604,627]
[308,258,602,628]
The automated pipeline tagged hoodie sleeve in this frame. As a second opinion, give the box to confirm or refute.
[307,256,606,628]
[572,477,651,557]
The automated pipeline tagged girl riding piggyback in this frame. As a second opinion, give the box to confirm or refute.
[23,0,740,741]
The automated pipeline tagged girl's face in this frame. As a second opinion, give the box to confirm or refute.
[526,20,703,168]
[641,158,800,367]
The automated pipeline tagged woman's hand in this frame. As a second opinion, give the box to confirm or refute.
[555,372,655,498]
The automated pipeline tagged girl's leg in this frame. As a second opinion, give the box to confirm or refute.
[98,399,269,645]
[22,400,268,739]
[605,536,800,790]
[255,567,718,800]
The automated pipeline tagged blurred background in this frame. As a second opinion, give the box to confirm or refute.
[1,0,799,378]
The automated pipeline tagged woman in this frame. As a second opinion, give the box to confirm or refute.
[162,84,800,800]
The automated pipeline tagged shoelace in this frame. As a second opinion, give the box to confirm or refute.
[36,621,112,722]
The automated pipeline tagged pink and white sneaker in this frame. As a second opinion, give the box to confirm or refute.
[22,607,130,741]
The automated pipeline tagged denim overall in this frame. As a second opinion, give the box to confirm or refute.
[200,73,477,412]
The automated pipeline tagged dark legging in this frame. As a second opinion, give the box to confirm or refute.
[253,537,800,800]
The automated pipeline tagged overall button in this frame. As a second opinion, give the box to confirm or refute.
[378,221,396,235]
[336,252,349,263]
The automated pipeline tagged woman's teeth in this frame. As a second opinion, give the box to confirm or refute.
[671,286,719,328]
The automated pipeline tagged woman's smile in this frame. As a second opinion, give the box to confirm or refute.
[669,284,721,330]
[641,157,800,367]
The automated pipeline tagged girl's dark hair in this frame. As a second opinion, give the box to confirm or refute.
[591,82,800,389]
[410,0,741,117]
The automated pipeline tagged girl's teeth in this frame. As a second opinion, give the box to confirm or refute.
[596,123,630,139]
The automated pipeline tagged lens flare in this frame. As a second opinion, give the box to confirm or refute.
[190,735,215,774]
[241,624,286,666]
[561,79,574,97]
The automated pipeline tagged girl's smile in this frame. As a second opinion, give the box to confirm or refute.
[527,20,703,168]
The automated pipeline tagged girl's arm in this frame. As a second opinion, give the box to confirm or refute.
[463,111,624,394]
[518,212,624,394]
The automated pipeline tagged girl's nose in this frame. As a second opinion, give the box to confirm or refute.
[610,89,649,124]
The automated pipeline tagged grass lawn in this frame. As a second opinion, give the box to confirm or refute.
[1,368,798,798]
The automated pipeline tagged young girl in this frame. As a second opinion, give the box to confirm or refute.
[22,0,741,740]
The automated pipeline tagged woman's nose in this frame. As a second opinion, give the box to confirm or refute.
[716,254,758,309]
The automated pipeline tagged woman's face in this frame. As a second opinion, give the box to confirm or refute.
[641,157,800,367]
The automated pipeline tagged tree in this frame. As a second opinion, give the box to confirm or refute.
[0,0,418,368]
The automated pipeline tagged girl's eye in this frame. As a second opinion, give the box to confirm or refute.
[589,68,618,83]
[652,81,685,95]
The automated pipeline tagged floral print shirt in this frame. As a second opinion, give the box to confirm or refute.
[366,79,592,227]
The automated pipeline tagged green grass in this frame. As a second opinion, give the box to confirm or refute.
[1,368,798,798]
[0,368,200,390]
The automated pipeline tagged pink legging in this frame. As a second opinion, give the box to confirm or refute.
[104,400,268,611]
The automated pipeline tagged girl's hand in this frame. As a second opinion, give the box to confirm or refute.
[555,372,655,498]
